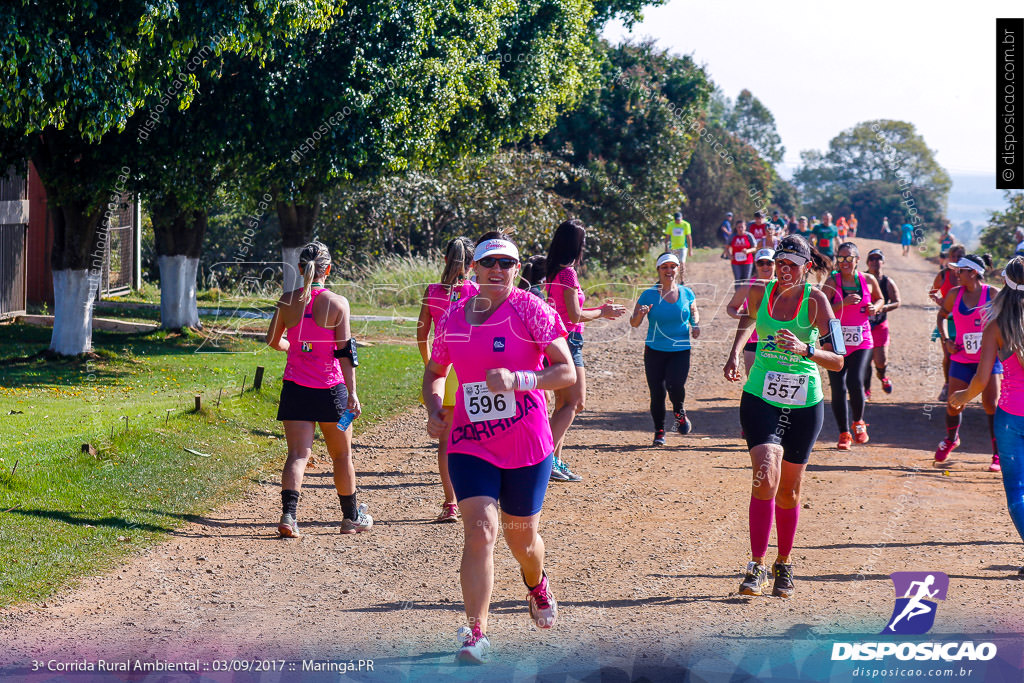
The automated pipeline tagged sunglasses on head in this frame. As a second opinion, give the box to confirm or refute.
[835,255,856,263]
[478,256,518,269]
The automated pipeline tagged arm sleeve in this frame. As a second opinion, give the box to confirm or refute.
[429,305,455,366]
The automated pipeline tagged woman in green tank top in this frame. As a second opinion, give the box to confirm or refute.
[722,235,845,600]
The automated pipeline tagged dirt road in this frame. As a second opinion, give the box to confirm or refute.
[2,237,1022,680]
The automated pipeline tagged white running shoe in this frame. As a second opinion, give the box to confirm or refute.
[456,626,491,664]
[340,503,373,534]
[526,574,558,629]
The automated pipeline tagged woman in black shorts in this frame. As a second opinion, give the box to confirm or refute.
[266,241,369,537]
[723,235,843,599]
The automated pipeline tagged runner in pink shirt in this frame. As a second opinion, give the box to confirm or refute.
[266,241,369,538]
[951,258,1024,532]
[936,253,1001,467]
[822,242,883,449]
[416,236,477,523]
[544,219,625,482]
[423,235,576,664]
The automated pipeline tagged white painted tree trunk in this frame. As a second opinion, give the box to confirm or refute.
[281,246,303,293]
[158,255,201,329]
[49,269,100,356]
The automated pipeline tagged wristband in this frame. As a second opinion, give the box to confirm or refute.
[514,370,538,391]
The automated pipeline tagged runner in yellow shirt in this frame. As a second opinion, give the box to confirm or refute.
[664,212,693,263]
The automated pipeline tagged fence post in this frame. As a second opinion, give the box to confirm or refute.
[194,395,202,412]
[254,366,265,391]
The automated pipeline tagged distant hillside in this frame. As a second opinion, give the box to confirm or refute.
[947,173,1006,249]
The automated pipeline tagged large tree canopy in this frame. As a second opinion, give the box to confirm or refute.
[0,1,340,354]
[540,39,711,266]
[794,119,951,236]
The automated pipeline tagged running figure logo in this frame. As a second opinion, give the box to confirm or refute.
[882,572,949,635]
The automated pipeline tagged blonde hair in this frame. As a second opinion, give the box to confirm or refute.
[990,257,1024,365]
[298,241,331,304]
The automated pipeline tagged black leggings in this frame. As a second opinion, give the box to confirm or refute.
[644,346,691,431]
[827,348,873,432]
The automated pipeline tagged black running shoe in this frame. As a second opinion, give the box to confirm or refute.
[772,562,795,598]
[676,412,692,435]
[738,561,770,596]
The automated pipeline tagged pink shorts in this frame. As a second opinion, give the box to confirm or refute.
[871,321,890,348]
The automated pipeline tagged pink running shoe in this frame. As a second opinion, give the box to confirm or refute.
[526,574,558,629]
[990,455,1002,473]
[934,437,960,463]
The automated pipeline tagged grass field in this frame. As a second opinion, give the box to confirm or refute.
[0,324,422,607]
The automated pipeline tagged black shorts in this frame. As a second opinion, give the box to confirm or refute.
[743,341,758,353]
[739,392,824,465]
[276,379,348,422]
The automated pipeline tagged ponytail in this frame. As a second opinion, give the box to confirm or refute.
[440,237,474,288]
[297,240,332,304]
[300,260,316,304]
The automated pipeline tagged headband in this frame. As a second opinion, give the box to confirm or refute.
[656,253,680,268]
[1004,272,1024,291]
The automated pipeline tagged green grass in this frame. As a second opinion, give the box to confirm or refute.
[0,324,423,607]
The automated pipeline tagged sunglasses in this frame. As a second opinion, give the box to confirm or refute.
[477,256,518,269]
[756,260,774,267]
[835,255,857,263]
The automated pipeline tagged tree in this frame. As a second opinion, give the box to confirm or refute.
[679,123,774,244]
[230,0,595,289]
[723,89,785,165]
[794,120,952,237]
[318,148,574,271]
[540,39,711,266]
[0,1,338,354]
[979,191,1024,263]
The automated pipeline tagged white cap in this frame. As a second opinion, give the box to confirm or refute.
[474,239,520,262]
[656,253,680,268]
[754,248,775,261]
[954,256,985,275]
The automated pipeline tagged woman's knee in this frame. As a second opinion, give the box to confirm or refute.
[285,449,311,464]
[464,517,499,550]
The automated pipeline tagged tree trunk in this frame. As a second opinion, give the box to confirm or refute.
[151,198,207,329]
[47,199,105,356]
[276,199,321,292]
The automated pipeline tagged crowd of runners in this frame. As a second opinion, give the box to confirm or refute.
[263,210,1024,664]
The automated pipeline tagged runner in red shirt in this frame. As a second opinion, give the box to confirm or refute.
[723,221,757,290]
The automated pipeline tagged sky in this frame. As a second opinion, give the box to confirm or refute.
[602,0,1018,177]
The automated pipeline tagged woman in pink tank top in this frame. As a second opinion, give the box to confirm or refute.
[415,236,477,523]
[951,257,1024,567]
[544,219,625,482]
[266,241,370,539]
[423,234,576,663]
[936,253,1000,467]
[821,242,883,449]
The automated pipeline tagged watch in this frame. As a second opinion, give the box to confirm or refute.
[805,343,815,358]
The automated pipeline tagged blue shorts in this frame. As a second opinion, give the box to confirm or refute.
[949,359,1003,384]
[447,453,552,517]
[567,331,585,367]
[901,236,912,246]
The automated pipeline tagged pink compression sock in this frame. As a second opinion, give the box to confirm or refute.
[749,496,775,559]
[775,504,800,557]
